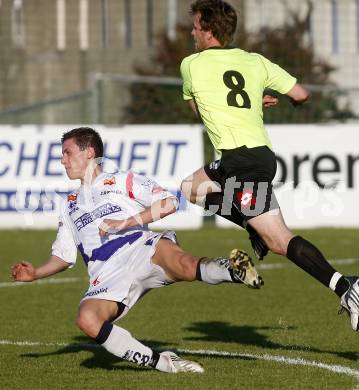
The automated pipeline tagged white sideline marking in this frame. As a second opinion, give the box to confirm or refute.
[1,258,358,288]
[330,258,359,266]
[0,339,358,379]
[0,277,86,288]
[257,258,359,271]
[0,339,93,348]
[178,348,359,379]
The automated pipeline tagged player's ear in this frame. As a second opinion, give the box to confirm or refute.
[87,146,96,159]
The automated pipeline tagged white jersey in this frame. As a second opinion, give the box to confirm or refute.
[51,171,178,280]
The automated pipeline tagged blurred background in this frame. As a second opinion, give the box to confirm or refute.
[1,0,359,125]
[0,0,358,229]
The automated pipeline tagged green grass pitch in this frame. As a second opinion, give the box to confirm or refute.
[0,227,358,389]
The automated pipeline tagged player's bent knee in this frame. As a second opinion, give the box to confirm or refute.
[76,309,102,338]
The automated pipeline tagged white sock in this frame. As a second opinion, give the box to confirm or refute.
[102,325,157,367]
[199,257,232,284]
[329,271,343,291]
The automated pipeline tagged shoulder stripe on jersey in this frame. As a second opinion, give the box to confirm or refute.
[126,172,135,199]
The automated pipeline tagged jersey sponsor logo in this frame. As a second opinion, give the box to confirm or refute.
[91,276,100,287]
[69,206,79,215]
[100,190,122,196]
[67,192,78,214]
[236,191,256,207]
[74,203,121,231]
[84,287,108,297]
[103,177,116,186]
[67,193,78,202]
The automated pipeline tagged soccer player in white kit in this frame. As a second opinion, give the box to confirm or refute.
[11,127,263,373]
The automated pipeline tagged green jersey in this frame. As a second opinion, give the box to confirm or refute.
[180,47,296,152]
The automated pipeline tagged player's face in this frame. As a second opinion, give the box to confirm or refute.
[61,138,92,181]
[191,13,211,51]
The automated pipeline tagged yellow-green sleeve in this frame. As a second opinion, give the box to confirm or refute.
[256,54,297,94]
[180,57,193,101]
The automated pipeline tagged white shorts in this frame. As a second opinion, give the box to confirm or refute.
[81,230,176,320]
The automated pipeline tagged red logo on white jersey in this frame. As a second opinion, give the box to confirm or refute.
[104,177,116,186]
[67,193,78,211]
[236,191,256,207]
[67,193,78,202]
[91,276,100,287]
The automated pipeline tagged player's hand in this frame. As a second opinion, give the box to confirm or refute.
[99,219,129,236]
[11,261,36,282]
[263,95,279,108]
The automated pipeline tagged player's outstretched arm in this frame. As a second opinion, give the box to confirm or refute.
[11,255,70,282]
[99,198,177,236]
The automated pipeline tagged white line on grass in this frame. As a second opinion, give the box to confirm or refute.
[1,258,358,288]
[0,277,86,288]
[0,339,358,379]
[330,258,359,265]
[257,258,359,270]
[177,348,359,379]
[0,339,94,348]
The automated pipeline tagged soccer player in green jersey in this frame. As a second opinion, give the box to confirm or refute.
[180,0,359,332]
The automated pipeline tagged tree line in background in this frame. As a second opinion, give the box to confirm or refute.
[123,2,355,125]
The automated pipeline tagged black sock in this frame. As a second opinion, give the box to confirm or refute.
[287,236,347,293]
[94,320,113,344]
[149,351,160,368]
[196,258,203,281]
[334,277,350,297]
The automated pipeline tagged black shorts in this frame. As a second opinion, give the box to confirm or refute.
[204,145,279,220]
